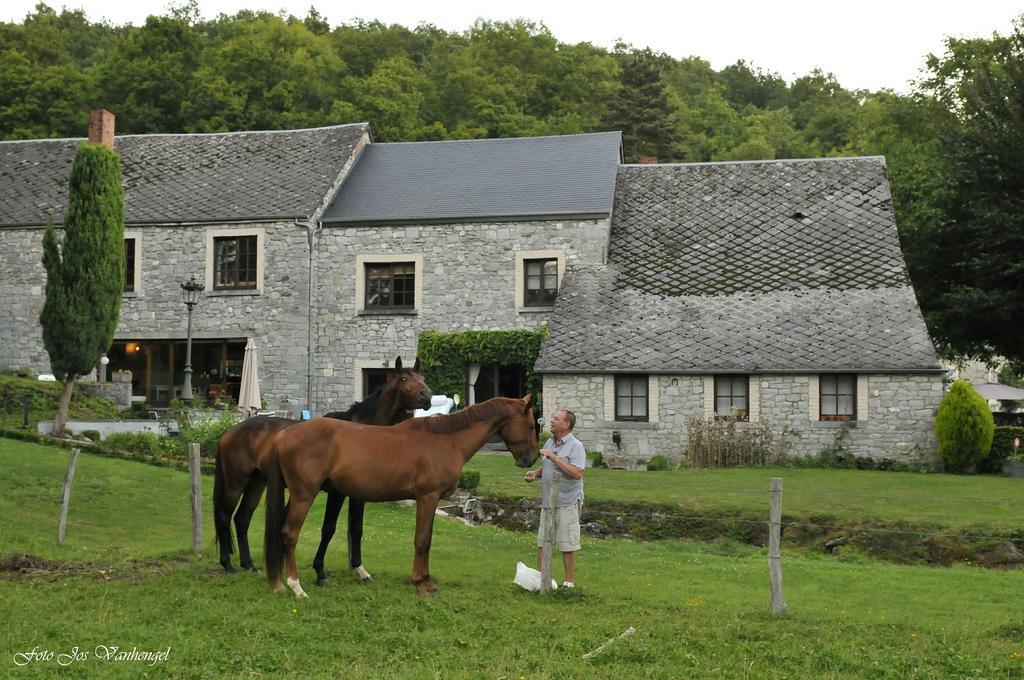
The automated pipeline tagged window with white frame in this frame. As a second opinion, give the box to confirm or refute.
[124,236,138,293]
[714,376,749,421]
[213,235,258,290]
[355,254,423,313]
[365,262,415,309]
[820,374,856,421]
[205,228,264,294]
[615,374,648,421]
[523,258,558,306]
[514,250,565,310]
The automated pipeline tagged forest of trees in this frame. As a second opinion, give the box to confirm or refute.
[2,3,1022,365]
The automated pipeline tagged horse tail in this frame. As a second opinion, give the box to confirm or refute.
[264,442,286,588]
[212,437,235,557]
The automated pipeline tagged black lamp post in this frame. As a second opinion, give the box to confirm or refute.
[180,275,204,405]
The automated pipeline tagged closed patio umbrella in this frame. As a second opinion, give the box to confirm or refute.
[238,338,262,417]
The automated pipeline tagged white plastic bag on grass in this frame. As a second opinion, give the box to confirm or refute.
[514,561,557,592]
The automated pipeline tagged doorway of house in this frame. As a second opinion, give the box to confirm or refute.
[469,363,525,447]
[470,363,525,403]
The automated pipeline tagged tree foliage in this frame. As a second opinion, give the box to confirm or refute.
[416,329,548,407]
[908,18,1024,364]
[6,4,1024,366]
[40,142,125,436]
[934,380,995,473]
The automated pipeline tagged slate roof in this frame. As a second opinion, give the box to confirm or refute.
[536,158,941,373]
[0,123,368,227]
[321,131,621,225]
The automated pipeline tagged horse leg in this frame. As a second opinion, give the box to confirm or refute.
[235,477,266,571]
[282,494,315,599]
[411,493,441,597]
[216,479,246,574]
[348,499,373,583]
[312,490,344,587]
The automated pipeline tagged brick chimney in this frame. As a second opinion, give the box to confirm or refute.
[638,156,658,164]
[88,109,115,149]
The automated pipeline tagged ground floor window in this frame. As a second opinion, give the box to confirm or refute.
[105,338,247,406]
[820,374,856,421]
[715,375,749,421]
[615,374,649,421]
[362,368,390,398]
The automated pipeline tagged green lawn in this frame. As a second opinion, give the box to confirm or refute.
[2,440,1023,678]
[469,453,1024,530]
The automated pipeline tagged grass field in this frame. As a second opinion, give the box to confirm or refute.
[469,454,1024,530]
[2,440,1023,678]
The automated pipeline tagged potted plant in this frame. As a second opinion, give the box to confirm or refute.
[1003,451,1024,478]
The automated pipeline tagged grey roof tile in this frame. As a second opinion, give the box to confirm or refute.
[537,159,939,373]
[0,123,368,226]
[322,131,621,225]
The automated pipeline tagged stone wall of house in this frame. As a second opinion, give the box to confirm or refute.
[312,218,610,411]
[542,372,942,465]
[0,227,51,373]
[0,222,312,413]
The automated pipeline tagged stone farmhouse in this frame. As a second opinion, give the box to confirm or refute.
[0,111,943,462]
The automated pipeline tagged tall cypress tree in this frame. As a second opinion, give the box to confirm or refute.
[40,142,125,436]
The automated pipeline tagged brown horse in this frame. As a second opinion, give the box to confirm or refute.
[264,395,540,597]
[213,356,431,583]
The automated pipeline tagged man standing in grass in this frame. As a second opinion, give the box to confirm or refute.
[524,408,585,588]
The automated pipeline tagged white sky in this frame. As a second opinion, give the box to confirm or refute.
[3,0,1021,92]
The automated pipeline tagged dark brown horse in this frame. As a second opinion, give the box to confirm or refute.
[213,356,430,584]
[264,395,540,597]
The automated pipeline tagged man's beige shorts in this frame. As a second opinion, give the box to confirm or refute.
[537,503,582,552]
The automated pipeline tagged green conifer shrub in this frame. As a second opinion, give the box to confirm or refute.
[934,380,995,473]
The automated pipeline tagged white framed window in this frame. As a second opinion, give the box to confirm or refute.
[123,230,141,295]
[514,250,565,311]
[604,375,660,423]
[355,254,423,313]
[615,374,648,421]
[714,376,750,421]
[820,374,857,421]
[809,375,868,422]
[205,227,265,294]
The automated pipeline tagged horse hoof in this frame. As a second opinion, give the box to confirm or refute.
[415,582,440,597]
[247,566,260,574]
[222,564,237,574]
[359,574,373,584]
[272,582,286,594]
[316,577,329,587]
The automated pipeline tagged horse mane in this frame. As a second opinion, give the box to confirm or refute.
[409,398,516,434]
[324,384,385,422]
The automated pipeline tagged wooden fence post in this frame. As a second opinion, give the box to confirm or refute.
[540,471,561,594]
[57,448,80,545]
[768,477,787,614]
[188,443,202,553]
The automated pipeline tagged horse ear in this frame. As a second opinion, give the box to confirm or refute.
[412,357,421,372]
[522,394,534,411]
[394,356,403,371]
